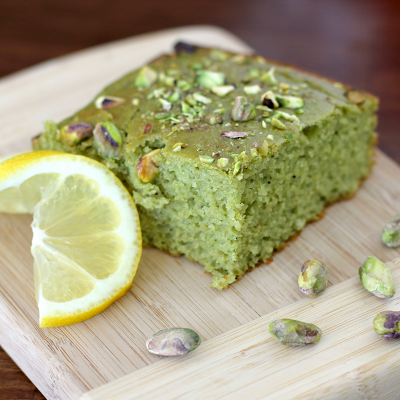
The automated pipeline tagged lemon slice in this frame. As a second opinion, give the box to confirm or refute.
[0,151,142,327]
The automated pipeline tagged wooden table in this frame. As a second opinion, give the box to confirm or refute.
[0,1,399,398]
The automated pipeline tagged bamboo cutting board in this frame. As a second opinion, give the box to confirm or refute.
[1,26,400,400]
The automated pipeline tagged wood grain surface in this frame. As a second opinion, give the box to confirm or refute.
[82,258,400,400]
[0,1,399,397]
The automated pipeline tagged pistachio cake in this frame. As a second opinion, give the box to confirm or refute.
[33,42,378,289]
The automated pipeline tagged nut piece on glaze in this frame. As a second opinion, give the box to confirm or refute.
[146,328,201,357]
[345,89,365,105]
[60,123,93,146]
[359,256,395,298]
[136,149,161,182]
[135,66,158,88]
[93,122,122,159]
[261,91,279,109]
[95,95,125,110]
[269,319,322,347]
[231,96,256,122]
[276,95,304,109]
[197,71,225,90]
[382,214,400,248]
[373,311,400,340]
[298,259,328,297]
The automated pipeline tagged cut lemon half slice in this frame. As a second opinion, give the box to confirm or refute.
[0,151,142,327]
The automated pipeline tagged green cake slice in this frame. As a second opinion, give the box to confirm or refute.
[33,42,378,289]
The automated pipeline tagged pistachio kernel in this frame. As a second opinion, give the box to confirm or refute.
[221,131,249,139]
[271,118,287,130]
[135,66,158,88]
[197,71,225,89]
[359,256,395,298]
[276,95,304,109]
[136,149,161,182]
[373,311,400,340]
[193,92,212,104]
[211,85,235,97]
[260,67,278,85]
[205,114,222,125]
[217,158,229,169]
[244,68,260,82]
[261,91,279,109]
[159,98,172,111]
[231,96,256,122]
[146,328,201,357]
[95,96,125,110]
[345,89,365,105]
[258,140,269,155]
[382,214,400,248]
[59,123,93,146]
[233,161,242,176]
[172,142,187,152]
[213,108,225,115]
[269,319,322,347]
[199,155,214,164]
[138,123,153,138]
[244,85,261,95]
[93,122,122,159]
[298,260,328,297]
[209,49,229,61]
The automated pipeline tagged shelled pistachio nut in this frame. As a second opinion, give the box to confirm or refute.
[269,319,322,347]
[231,96,256,122]
[136,149,161,182]
[93,122,122,159]
[373,311,400,340]
[359,256,395,298]
[60,123,93,146]
[146,328,201,356]
[298,259,328,297]
[382,214,400,248]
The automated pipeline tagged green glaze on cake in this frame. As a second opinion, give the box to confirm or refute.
[33,43,378,289]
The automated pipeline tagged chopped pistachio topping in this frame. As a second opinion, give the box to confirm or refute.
[199,155,214,163]
[197,71,225,89]
[168,91,180,103]
[221,131,249,139]
[233,161,242,176]
[211,85,235,97]
[213,108,225,115]
[159,98,172,111]
[95,95,125,110]
[155,113,171,120]
[205,114,222,125]
[132,98,140,106]
[193,92,212,104]
[136,149,161,182]
[244,68,260,82]
[258,140,269,155]
[279,82,290,91]
[261,91,279,109]
[346,89,365,105]
[93,122,122,159]
[271,118,287,130]
[244,85,261,95]
[139,123,153,138]
[210,49,229,61]
[231,54,247,64]
[59,123,93,146]
[231,96,256,122]
[276,95,304,109]
[177,80,192,91]
[260,67,278,85]
[217,157,229,168]
[135,66,158,88]
[261,120,267,129]
[274,111,300,123]
[181,101,192,114]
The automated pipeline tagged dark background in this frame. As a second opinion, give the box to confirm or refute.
[0,0,399,398]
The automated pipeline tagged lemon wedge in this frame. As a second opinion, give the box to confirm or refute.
[0,151,142,327]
